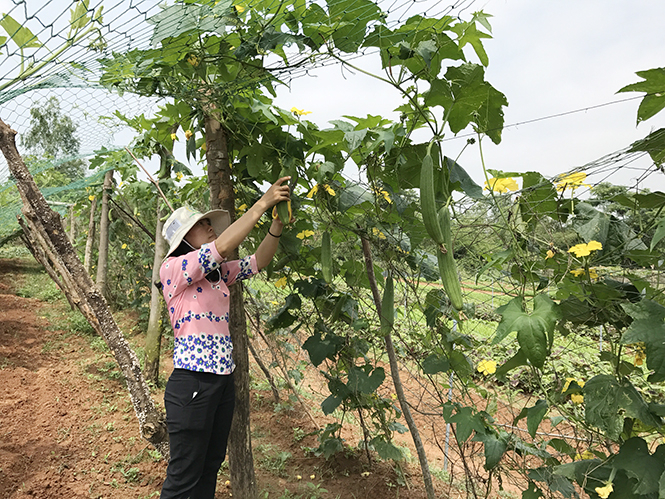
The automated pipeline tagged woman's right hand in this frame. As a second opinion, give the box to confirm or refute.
[260,176,291,210]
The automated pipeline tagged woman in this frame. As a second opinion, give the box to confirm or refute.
[158,176,291,499]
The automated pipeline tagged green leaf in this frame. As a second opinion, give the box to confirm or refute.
[618,68,665,124]
[302,331,343,366]
[472,431,506,470]
[526,400,549,439]
[69,0,91,31]
[548,438,576,459]
[327,0,381,53]
[321,394,343,415]
[628,128,665,166]
[347,365,385,394]
[338,182,373,211]
[0,14,41,48]
[522,482,543,499]
[450,21,492,67]
[0,35,6,46]
[493,295,558,368]
[371,437,403,461]
[583,375,624,440]
[446,406,485,444]
[344,128,368,151]
[422,353,450,375]
[613,437,664,495]
[622,300,665,382]
[446,157,483,199]
[495,349,528,377]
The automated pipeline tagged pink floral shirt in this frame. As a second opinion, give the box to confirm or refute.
[160,242,259,375]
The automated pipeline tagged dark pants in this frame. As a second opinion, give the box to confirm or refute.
[160,369,235,499]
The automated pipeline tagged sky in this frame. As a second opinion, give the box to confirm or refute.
[271,0,665,191]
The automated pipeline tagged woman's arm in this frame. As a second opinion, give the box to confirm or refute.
[214,176,290,259]
[255,219,284,270]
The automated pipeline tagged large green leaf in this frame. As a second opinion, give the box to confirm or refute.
[493,295,559,368]
[0,14,41,48]
[371,437,403,461]
[327,0,381,53]
[148,3,233,46]
[622,300,665,382]
[618,68,665,124]
[582,375,661,440]
[613,438,664,495]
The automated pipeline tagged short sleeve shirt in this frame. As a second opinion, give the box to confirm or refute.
[160,242,259,375]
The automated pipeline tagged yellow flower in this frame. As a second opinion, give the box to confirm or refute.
[595,482,613,499]
[236,203,248,213]
[570,393,584,404]
[234,4,245,13]
[296,230,315,239]
[275,276,287,288]
[187,54,199,66]
[296,475,302,480]
[185,130,194,140]
[484,177,518,193]
[635,350,646,366]
[310,474,315,480]
[563,377,585,403]
[477,359,497,375]
[555,172,590,192]
[307,184,335,198]
[372,227,386,240]
[588,267,599,279]
[88,195,95,201]
[574,450,595,460]
[570,269,585,277]
[121,243,127,249]
[171,133,177,141]
[373,186,393,203]
[633,343,646,366]
[176,172,184,181]
[546,249,555,259]
[290,107,312,116]
[390,393,397,400]
[568,240,602,258]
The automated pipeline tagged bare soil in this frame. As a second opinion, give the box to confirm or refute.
[0,257,447,499]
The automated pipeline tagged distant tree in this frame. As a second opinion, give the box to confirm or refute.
[21,96,85,180]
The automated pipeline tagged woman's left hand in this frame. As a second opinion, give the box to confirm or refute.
[260,176,291,210]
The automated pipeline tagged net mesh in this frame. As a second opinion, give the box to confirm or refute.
[1,0,665,494]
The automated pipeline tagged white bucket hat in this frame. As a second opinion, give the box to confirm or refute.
[162,206,231,258]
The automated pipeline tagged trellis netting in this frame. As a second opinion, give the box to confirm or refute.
[0,0,477,241]
[3,0,665,497]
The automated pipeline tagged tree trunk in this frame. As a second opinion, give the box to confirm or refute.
[360,237,437,499]
[96,170,113,300]
[0,118,169,458]
[84,198,96,275]
[205,113,257,499]
[144,202,167,384]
